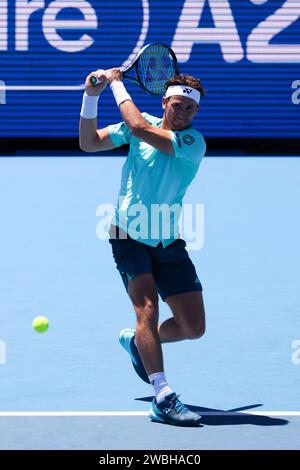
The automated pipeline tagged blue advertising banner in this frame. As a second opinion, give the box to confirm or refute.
[0,0,299,138]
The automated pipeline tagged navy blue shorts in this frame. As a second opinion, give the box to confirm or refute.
[109,236,202,301]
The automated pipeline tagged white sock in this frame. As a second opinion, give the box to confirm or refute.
[148,372,173,404]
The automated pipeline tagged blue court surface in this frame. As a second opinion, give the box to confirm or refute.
[0,155,299,450]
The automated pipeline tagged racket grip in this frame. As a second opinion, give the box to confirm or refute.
[90,76,99,86]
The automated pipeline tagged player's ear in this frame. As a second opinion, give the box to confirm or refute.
[194,104,200,116]
[162,96,167,110]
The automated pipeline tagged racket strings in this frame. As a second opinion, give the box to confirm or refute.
[137,45,177,95]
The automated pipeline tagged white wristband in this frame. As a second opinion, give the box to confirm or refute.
[110,81,132,107]
[80,93,99,119]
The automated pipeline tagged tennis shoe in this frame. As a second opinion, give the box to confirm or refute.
[119,328,150,384]
[149,393,201,427]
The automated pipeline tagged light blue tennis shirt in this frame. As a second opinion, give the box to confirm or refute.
[108,113,206,247]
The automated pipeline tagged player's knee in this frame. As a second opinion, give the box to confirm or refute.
[135,296,158,313]
[135,298,159,325]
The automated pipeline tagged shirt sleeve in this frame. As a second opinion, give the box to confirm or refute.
[170,128,206,166]
[107,121,131,147]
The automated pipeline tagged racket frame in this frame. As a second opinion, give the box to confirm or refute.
[122,42,179,95]
[91,43,179,96]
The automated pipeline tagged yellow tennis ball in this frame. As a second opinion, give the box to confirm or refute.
[32,316,49,333]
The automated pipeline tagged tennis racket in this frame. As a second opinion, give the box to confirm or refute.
[90,43,179,96]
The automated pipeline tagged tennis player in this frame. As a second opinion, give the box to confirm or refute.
[80,68,206,427]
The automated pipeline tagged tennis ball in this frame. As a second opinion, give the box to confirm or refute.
[32,316,49,333]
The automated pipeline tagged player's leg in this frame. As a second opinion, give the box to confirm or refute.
[127,273,163,375]
[128,275,201,427]
[147,242,203,426]
[159,290,205,343]
[111,236,202,425]
[153,239,205,343]
[110,234,156,383]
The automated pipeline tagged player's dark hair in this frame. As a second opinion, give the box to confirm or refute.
[165,75,206,97]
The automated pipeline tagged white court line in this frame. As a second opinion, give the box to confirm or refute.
[0,411,299,417]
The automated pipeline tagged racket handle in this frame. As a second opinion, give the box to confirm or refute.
[90,75,99,86]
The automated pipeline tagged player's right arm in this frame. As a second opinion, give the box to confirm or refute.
[79,71,116,153]
[80,122,115,153]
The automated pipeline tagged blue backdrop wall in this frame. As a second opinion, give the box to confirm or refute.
[0,0,299,138]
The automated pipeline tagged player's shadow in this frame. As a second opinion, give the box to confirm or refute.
[135,398,289,427]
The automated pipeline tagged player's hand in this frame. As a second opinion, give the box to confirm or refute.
[85,70,107,96]
[105,68,123,84]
